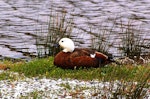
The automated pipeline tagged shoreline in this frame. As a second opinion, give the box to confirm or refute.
[0,70,149,99]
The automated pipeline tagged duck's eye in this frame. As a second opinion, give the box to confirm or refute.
[61,40,64,42]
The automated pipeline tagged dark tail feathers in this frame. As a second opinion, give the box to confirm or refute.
[108,56,121,65]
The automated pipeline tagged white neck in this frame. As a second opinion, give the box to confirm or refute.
[63,48,74,53]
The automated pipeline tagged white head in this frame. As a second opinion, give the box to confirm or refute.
[59,38,75,52]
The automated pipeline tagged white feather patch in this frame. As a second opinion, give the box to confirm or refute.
[90,54,96,58]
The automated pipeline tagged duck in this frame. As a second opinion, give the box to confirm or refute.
[54,38,115,69]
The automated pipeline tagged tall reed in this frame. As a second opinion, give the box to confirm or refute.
[89,17,117,56]
[36,10,74,57]
[36,12,149,60]
[119,20,149,59]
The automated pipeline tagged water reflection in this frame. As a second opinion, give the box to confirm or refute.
[0,0,150,59]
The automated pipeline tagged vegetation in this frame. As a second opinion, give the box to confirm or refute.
[0,57,148,82]
[0,10,149,98]
[119,20,150,59]
[36,10,75,57]
[0,14,149,98]
[88,17,118,55]
[0,57,149,98]
[36,10,150,60]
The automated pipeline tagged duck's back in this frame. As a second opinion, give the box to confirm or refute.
[54,48,99,69]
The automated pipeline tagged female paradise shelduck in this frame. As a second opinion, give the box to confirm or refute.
[54,38,115,69]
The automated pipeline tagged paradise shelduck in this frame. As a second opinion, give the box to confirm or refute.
[54,38,115,69]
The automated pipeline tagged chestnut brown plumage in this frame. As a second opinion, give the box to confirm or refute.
[54,38,113,69]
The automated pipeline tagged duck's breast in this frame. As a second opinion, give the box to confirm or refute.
[54,51,73,68]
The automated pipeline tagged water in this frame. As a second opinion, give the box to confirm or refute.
[0,0,150,59]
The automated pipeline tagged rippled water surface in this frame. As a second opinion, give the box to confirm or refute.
[0,0,150,59]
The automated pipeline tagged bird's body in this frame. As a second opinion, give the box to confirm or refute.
[54,38,113,69]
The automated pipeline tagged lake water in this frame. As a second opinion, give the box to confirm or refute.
[0,0,150,59]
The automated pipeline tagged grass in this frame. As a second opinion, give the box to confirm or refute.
[119,19,150,59]
[88,17,117,55]
[1,10,149,98]
[0,57,149,98]
[1,57,148,82]
[36,10,75,57]
[20,91,41,99]
[36,10,150,59]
